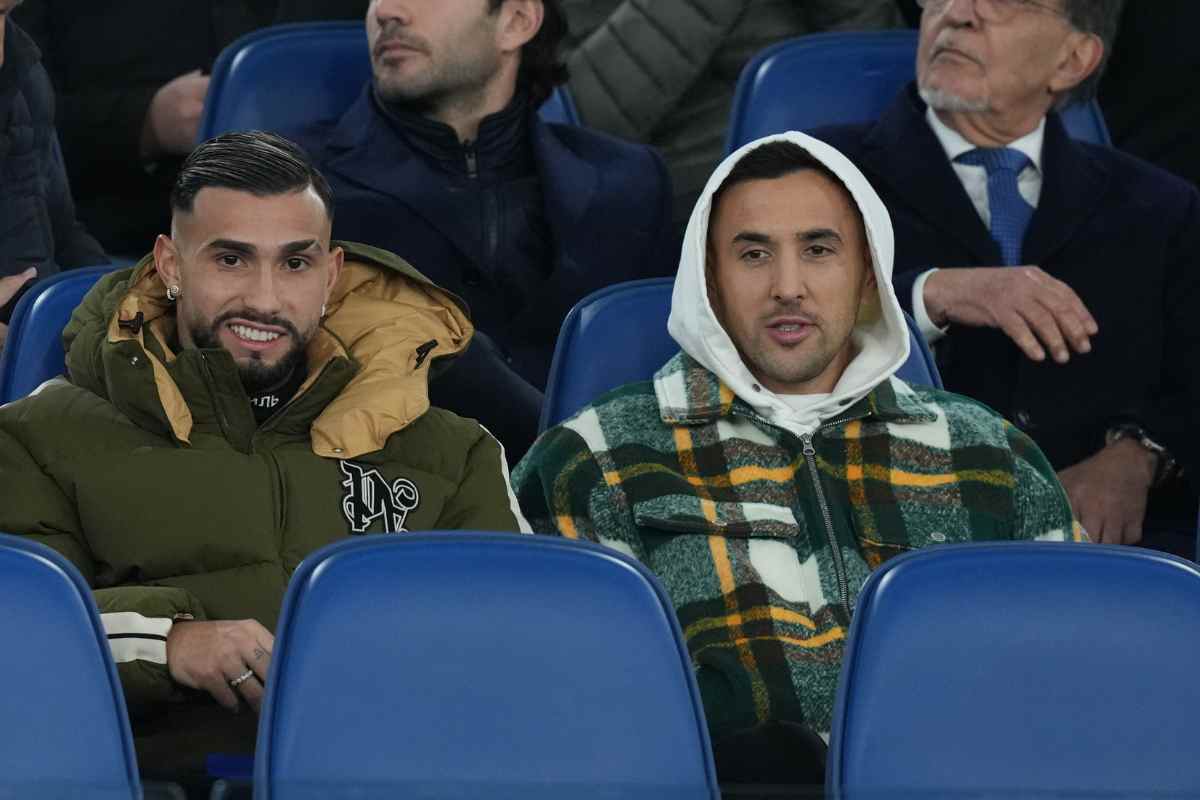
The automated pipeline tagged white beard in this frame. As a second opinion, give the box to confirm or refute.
[919,84,992,113]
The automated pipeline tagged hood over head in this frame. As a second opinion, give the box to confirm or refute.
[666,131,909,434]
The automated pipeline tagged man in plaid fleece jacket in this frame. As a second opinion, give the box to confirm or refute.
[513,132,1081,781]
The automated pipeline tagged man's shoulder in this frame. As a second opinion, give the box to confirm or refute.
[885,379,1021,448]
[809,121,878,159]
[540,120,666,178]
[1070,138,1199,209]
[537,378,669,454]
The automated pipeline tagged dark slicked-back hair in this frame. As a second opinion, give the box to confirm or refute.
[170,131,335,222]
[488,0,568,106]
[712,140,852,218]
[1061,0,1124,103]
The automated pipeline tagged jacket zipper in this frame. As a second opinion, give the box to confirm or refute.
[464,144,478,179]
[796,411,869,623]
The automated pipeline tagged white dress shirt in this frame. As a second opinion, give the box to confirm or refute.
[912,109,1047,343]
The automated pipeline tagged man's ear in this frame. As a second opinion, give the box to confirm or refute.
[154,235,182,289]
[1049,31,1104,96]
[324,245,345,309]
[497,0,543,53]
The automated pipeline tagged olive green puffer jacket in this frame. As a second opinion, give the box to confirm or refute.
[0,241,528,720]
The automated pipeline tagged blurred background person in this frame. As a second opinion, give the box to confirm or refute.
[561,0,904,236]
[0,0,106,336]
[13,1,364,258]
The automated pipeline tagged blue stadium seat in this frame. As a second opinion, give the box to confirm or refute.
[199,22,579,143]
[828,542,1200,797]
[0,265,118,405]
[256,533,719,800]
[540,277,942,431]
[726,30,1111,152]
[0,533,140,798]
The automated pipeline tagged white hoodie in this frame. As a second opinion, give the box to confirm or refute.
[666,131,911,437]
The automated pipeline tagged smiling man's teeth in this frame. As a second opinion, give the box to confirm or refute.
[777,324,801,332]
[230,324,281,343]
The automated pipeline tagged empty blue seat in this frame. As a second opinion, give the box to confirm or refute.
[199,22,578,143]
[256,533,719,800]
[540,277,942,431]
[726,30,1111,152]
[828,542,1200,797]
[0,533,140,798]
[0,265,117,405]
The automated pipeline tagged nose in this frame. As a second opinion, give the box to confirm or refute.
[372,0,411,26]
[940,0,980,25]
[770,257,809,304]
[244,266,283,316]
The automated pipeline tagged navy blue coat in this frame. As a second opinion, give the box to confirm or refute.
[0,20,106,319]
[297,88,676,460]
[816,85,1200,528]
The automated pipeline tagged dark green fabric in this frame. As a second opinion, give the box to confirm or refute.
[0,242,524,765]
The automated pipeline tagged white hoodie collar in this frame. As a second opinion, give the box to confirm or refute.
[664,132,909,437]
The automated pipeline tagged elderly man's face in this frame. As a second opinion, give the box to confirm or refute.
[155,187,343,393]
[367,0,504,107]
[707,169,875,396]
[917,0,1084,116]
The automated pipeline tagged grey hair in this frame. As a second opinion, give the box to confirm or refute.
[1059,0,1124,105]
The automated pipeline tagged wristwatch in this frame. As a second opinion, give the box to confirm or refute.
[1105,424,1178,487]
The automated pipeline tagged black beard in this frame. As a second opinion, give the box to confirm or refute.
[188,310,307,396]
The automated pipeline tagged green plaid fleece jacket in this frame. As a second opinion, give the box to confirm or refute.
[512,352,1083,738]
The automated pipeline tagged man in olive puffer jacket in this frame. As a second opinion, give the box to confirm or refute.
[0,131,528,781]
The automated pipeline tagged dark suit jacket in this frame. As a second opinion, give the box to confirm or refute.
[816,85,1200,528]
[296,88,677,461]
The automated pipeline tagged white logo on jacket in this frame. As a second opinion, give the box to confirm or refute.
[339,461,420,533]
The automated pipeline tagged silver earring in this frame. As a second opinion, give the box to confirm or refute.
[166,285,181,302]
[320,303,327,317]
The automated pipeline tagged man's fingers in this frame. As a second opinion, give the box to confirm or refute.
[0,267,37,305]
[998,312,1047,362]
[208,676,242,712]
[236,676,265,713]
[1019,304,1071,364]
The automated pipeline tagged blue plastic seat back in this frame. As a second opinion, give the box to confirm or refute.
[0,265,118,405]
[0,533,140,797]
[200,21,578,142]
[828,542,1200,796]
[257,533,718,800]
[540,277,942,431]
[727,30,1111,152]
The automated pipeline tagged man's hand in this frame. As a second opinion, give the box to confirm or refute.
[140,70,210,160]
[0,267,37,350]
[1057,439,1156,545]
[924,266,1099,363]
[166,619,274,712]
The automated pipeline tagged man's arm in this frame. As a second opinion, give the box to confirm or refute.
[41,133,108,269]
[0,418,272,714]
[512,424,645,559]
[563,0,746,141]
[436,426,533,534]
[1005,422,1087,544]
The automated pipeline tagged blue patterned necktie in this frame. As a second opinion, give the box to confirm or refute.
[955,147,1035,266]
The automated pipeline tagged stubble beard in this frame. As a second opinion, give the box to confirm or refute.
[919,83,992,114]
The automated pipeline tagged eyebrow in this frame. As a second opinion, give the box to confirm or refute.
[204,239,324,257]
[729,228,844,246]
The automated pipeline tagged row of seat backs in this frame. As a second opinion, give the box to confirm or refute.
[10,527,1200,798]
[199,24,1110,148]
[198,21,580,142]
[0,531,718,799]
[727,30,1111,150]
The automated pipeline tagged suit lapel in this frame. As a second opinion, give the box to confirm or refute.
[1022,112,1109,270]
[860,87,1000,264]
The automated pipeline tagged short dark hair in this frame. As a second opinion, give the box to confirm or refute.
[712,141,852,216]
[488,0,568,106]
[170,131,335,223]
[1060,0,1124,103]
